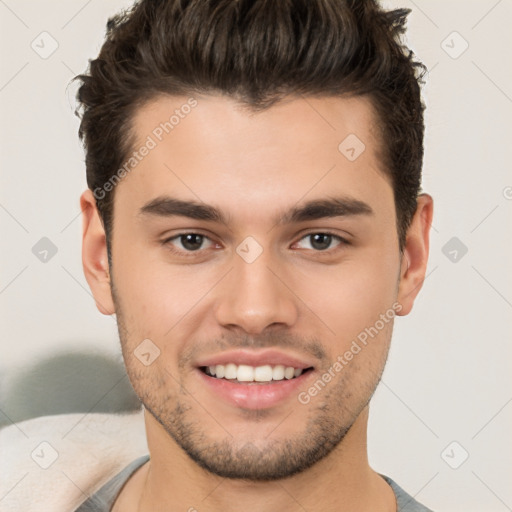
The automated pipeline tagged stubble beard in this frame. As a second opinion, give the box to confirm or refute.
[111,279,391,481]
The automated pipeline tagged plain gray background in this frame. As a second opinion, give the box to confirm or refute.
[1,0,511,510]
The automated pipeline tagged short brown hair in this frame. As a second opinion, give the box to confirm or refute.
[74,0,427,263]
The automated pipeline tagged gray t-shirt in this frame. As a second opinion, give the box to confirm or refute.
[74,455,434,511]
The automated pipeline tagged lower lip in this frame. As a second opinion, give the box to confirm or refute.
[196,369,313,410]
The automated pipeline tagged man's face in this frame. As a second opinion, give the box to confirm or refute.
[108,94,403,480]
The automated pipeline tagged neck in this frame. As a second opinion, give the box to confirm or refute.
[114,406,396,512]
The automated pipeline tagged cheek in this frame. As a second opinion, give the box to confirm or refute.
[290,251,399,342]
[114,249,188,326]
[113,255,219,370]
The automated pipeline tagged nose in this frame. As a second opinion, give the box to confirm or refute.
[213,245,299,335]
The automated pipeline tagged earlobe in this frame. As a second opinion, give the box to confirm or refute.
[80,189,115,316]
[396,193,434,316]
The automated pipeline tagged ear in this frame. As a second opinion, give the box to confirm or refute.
[396,193,434,316]
[80,189,115,315]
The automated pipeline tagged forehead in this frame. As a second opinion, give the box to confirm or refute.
[114,93,393,228]
[130,92,382,160]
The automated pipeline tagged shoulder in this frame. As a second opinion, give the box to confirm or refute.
[0,410,148,512]
[380,474,435,512]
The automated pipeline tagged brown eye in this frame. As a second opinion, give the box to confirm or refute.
[162,232,215,256]
[309,233,333,251]
[295,232,347,252]
[178,233,205,251]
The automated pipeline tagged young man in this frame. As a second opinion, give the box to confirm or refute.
[4,0,435,510]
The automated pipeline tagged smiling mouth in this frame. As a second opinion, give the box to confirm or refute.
[200,364,314,383]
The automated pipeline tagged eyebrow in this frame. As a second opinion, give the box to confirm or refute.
[138,195,374,226]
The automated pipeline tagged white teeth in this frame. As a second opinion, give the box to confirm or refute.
[237,365,254,382]
[254,365,273,382]
[224,363,237,379]
[215,364,225,378]
[205,363,304,382]
[272,365,285,380]
[284,367,295,379]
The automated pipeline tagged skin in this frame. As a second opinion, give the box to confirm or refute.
[81,93,433,512]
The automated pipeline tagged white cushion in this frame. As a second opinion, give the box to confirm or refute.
[0,410,148,512]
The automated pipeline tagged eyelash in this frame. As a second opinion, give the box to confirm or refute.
[160,231,350,258]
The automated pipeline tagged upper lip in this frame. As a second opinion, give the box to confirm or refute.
[196,349,315,370]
